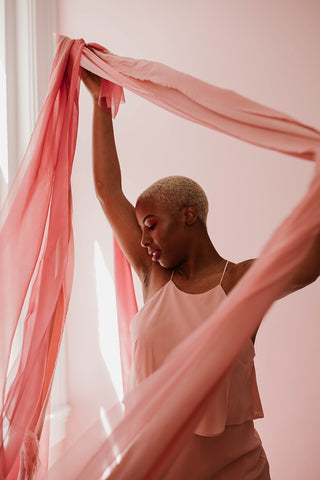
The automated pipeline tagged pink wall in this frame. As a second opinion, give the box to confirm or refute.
[57,1,320,478]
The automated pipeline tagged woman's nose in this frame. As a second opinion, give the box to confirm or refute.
[140,229,151,247]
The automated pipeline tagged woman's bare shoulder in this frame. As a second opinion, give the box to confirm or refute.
[222,258,255,293]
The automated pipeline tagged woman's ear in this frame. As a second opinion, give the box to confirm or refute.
[183,205,198,225]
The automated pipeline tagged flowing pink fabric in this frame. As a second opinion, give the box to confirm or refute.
[113,237,137,388]
[0,35,319,479]
[0,37,84,479]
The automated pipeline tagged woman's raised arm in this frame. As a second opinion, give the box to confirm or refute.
[81,69,151,278]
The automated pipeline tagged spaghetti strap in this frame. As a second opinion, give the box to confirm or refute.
[170,269,175,280]
[219,260,229,285]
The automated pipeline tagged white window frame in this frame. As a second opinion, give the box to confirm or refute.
[1,0,70,449]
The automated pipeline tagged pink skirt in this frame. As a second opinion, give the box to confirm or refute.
[164,421,270,479]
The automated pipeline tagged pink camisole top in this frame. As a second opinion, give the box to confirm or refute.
[126,262,264,437]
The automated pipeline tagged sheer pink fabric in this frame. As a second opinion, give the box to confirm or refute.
[0,37,84,479]
[0,34,319,479]
[113,237,137,388]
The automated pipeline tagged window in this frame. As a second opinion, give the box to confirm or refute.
[0,0,8,207]
[1,0,69,450]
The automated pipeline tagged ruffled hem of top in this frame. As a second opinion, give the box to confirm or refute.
[193,360,264,437]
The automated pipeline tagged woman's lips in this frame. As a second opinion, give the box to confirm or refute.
[150,249,161,262]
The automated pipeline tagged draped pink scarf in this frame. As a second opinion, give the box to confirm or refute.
[0,35,319,479]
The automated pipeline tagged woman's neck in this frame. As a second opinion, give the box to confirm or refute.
[174,236,224,281]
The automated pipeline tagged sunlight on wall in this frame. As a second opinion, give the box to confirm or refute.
[94,240,123,400]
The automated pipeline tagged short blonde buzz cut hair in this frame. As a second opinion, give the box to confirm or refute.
[136,176,209,224]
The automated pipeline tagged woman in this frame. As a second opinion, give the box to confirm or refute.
[82,69,320,479]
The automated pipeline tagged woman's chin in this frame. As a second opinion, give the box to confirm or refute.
[158,258,177,270]
[158,257,170,269]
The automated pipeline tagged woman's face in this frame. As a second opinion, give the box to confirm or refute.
[135,198,188,269]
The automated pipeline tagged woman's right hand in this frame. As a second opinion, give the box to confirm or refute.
[81,68,101,102]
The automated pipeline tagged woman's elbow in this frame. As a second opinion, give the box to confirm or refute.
[94,179,107,202]
[296,270,319,291]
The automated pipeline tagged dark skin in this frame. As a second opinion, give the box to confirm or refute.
[134,197,240,300]
[81,69,320,319]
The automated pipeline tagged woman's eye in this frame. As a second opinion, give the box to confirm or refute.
[146,223,156,230]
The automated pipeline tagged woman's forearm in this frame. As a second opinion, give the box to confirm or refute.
[92,100,122,199]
